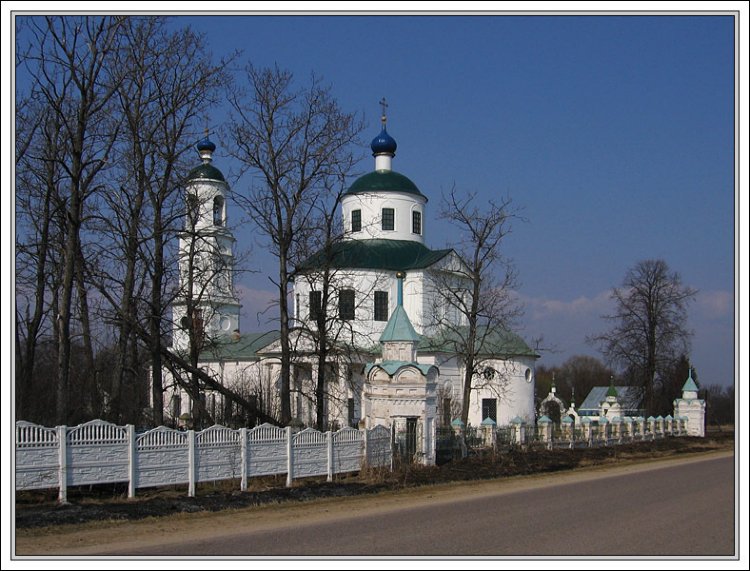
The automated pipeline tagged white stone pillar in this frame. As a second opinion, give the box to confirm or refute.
[286,426,294,487]
[326,431,334,482]
[188,429,196,497]
[57,425,67,505]
[127,424,136,498]
[240,428,248,492]
[537,416,553,448]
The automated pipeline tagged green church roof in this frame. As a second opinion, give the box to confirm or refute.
[298,239,453,272]
[187,163,225,182]
[346,170,425,198]
[380,305,421,343]
[419,326,537,358]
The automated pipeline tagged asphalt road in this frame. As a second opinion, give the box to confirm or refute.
[105,454,735,557]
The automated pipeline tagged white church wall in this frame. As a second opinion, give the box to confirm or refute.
[418,354,536,428]
[293,268,430,341]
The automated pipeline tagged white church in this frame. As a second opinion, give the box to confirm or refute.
[162,112,539,459]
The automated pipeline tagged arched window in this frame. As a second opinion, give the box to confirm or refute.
[213,196,224,226]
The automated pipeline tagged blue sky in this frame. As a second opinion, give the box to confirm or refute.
[7,6,742,389]
[167,12,736,387]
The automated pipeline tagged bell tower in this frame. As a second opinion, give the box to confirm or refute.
[172,135,241,352]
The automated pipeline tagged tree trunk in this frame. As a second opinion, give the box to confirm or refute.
[75,246,96,420]
[278,256,292,425]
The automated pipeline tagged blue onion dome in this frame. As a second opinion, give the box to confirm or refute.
[371,127,397,156]
[196,136,216,153]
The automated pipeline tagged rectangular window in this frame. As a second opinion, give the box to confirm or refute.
[339,289,355,320]
[412,211,422,235]
[374,290,389,321]
[382,208,395,231]
[481,398,497,423]
[348,398,355,428]
[309,290,322,321]
[351,209,361,232]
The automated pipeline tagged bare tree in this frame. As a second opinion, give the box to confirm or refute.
[15,100,64,421]
[226,64,363,425]
[588,259,697,416]
[87,17,232,424]
[427,187,523,427]
[18,16,126,424]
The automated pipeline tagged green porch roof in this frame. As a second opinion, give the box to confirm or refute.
[364,360,435,377]
[298,239,453,272]
[198,331,280,361]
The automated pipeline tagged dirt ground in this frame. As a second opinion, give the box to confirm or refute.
[15,429,734,534]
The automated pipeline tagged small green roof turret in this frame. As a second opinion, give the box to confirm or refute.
[606,376,619,398]
[379,271,420,344]
[682,367,699,392]
[379,305,420,343]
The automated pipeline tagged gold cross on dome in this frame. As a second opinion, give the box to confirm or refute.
[379,97,388,126]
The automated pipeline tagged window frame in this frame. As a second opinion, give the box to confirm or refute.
[481,398,497,423]
[351,209,362,232]
[338,289,355,320]
[412,210,422,235]
[309,290,322,321]
[381,207,395,231]
[373,290,389,321]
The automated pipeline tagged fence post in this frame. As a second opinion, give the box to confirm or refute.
[327,431,333,482]
[57,425,67,504]
[391,420,396,472]
[240,427,248,492]
[286,426,293,488]
[362,427,369,469]
[188,429,196,497]
[127,424,136,498]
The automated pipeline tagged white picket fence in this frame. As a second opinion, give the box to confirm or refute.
[15,420,392,503]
